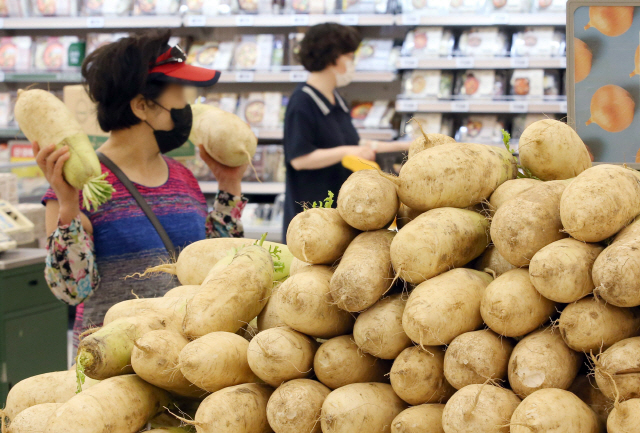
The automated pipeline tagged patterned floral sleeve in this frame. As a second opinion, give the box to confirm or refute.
[45,217,100,306]
[205,190,248,239]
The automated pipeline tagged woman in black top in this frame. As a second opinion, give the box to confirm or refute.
[282,23,408,241]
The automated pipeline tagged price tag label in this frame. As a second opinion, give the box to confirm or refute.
[185,15,206,26]
[559,101,568,113]
[560,57,567,68]
[398,57,419,69]
[455,57,475,68]
[510,57,529,68]
[86,16,105,28]
[235,15,255,26]
[289,70,309,82]
[451,101,470,112]
[401,14,420,25]
[290,14,310,25]
[509,101,529,113]
[490,13,509,24]
[339,14,359,25]
[396,100,419,112]
[235,71,255,82]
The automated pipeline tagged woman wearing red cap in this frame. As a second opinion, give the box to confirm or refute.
[33,31,245,348]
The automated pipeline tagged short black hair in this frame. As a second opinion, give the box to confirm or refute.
[297,23,362,72]
[81,30,171,132]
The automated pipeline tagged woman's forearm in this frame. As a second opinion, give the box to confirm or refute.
[362,139,411,153]
[290,146,355,170]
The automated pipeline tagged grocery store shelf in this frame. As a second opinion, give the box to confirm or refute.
[218,70,396,83]
[0,71,82,83]
[199,181,285,195]
[395,12,566,26]
[397,57,567,70]
[0,15,182,29]
[252,127,397,140]
[184,13,395,27]
[395,98,567,114]
[0,128,25,138]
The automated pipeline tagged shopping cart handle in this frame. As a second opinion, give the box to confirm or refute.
[342,155,381,172]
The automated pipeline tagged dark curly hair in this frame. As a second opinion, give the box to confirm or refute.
[297,23,362,72]
[81,30,171,132]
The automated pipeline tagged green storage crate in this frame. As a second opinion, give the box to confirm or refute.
[0,249,67,404]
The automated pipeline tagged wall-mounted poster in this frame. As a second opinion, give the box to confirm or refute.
[567,0,640,162]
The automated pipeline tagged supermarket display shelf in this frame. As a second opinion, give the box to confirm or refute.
[184,13,395,27]
[217,70,396,83]
[0,71,82,82]
[199,181,285,195]
[395,98,567,114]
[397,56,567,70]
[0,15,182,29]
[395,12,566,26]
[244,226,282,241]
[0,128,24,138]
[252,127,397,140]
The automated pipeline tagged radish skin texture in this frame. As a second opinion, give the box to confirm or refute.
[391,208,490,284]
[330,230,396,312]
[488,178,543,215]
[407,133,456,159]
[473,246,516,277]
[163,285,199,298]
[568,375,612,429]
[103,296,189,328]
[396,204,423,230]
[321,383,408,433]
[560,165,640,242]
[183,245,274,338]
[518,119,592,181]
[257,283,287,332]
[391,404,445,433]
[607,398,640,433]
[559,297,640,352]
[337,170,399,231]
[510,388,599,433]
[189,103,257,167]
[390,346,455,405]
[314,335,391,390]
[179,331,257,393]
[508,328,582,398]
[277,266,354,338]
[389,142,517,212]
[491,180,569,267]
[131,330,203,398]
[403,268,493,346]
[289,258,311,276]
[14,89,113,211]
[481,269,557,338]
[443,330,513,390]
[594,337,640,401]
[266,379,330,433]
[192,383,273,433]
[353,294,412,360]
[442,384,521,433]
[43,375,170,433]
[5,403,62,433]
[529,239,603,303]
[247,327,317,387]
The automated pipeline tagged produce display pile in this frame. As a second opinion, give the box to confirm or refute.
[3,117,640,433]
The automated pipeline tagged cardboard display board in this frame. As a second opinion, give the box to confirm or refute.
[567,0,640,162]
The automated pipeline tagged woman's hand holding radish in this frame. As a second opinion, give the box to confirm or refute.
[199,144,247,197]
[34,142,80,225]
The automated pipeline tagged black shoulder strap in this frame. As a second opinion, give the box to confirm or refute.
[97,152,177,259]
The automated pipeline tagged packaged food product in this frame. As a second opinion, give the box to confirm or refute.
[0,0,29,16]
[287,0,324,13]
[237,92,283,128]
[30,0,77,15]
[86,33,128,54]
[288,33,304,68]
[400,0,449,15]
[187,41,234,70]
[0,93,12,127]
[509,69,561,97]
[458,27,509,57]
[455,114,506,144]
[402,70,454,99]
[33,37,85,71]
[400,27,455,58]
[355,39,394,71]
[401,113,453,137]
[83,0,131,14]
[351,102,374,129]
[271,35,285,70]
[0,37,31,71]
[338,0,388,14]
[448,0,485,13]
[533,0,565,12]
[454,70,507,98]
[196,93,239,113]
[512,113,551,138]
[485,0,529,12]
[363,100,393,129]
[181,0,235,15]
[511,27,566,57]
[132,0,179,13]
[234,35,274,70]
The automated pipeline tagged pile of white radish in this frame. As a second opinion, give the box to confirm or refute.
[7,118,640,433]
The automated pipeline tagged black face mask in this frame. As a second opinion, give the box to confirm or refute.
[147,103,192,154]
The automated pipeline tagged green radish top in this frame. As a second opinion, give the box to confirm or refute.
[502,129,540,180]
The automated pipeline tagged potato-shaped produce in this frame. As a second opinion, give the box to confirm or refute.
[247,327,317,387]
[391,404,445,433]
[257,284,286,332]
[163,285,199,298]
[278,266,354,338]
[473,246,516,277]
[488,178,543,214]
[594,337,640,401]
[508,328,582,398]
[4,403,61,433]
[510,389,599,433]
[586,85,635,133]
[337,170,399,231]
[403,269,493,346]
[289,257,311,276]
[481,269,557,337]
[444,330,513,390]
[575,38,592,83]
[286,208,358,265]
[330,230,395,312]
[569,375,613,428]
[314,335,391,390]
[559,297,640,352]
[390,346,455,406]
[561,165,640,243]
[442,384,521,433]
[584,6,634,37]
[407,125,456,159]
[386,143,516,212]
[266,379,330,433]
[491,180,569,267]
[519,120,591,181]
[321,383,408,433]
[179,331,258,393]
[607,398,640,433]
[391,208,490,284]
[353,294,412,360]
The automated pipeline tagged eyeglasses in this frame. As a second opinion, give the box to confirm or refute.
[153,45,187,67]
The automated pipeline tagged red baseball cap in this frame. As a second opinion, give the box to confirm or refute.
[148,45,220,87]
